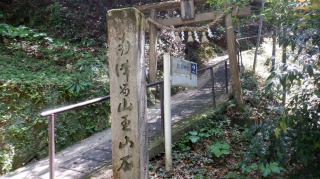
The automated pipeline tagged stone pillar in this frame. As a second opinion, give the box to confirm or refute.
[107,8,148,179]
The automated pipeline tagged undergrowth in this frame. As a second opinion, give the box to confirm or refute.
[0,23,110,174]
[149,60,319,178]
[149,104,249,178]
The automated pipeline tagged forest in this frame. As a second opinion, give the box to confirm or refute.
[0,0,319,178]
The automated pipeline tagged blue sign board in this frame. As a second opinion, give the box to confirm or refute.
[191,63,197,75]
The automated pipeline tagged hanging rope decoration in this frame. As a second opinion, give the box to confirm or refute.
[187,31,193,42]
[174,32,182,42]
[201,31,209,43]
[146,9,229,43]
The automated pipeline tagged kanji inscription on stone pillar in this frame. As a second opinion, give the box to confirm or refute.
[107,8,148,179]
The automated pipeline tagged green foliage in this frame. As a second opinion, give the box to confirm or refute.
[206,0,251,10]
[0,24,110,174]
[208,141,230,157]
[241,161,283,177]
[173,104,245,152]
[198,44,218,62]
[240,0,320,176]
[242,34,319,178]
[45,2,63,27]
[151,104,251,178]
[241,71,258,91]
[0,0,111,46]
[186,131,201,143]
[265,61,319,171]
[264,0,320,53]
[240,115,290,175]
[0,12,5,19]
[0,143,14,174]
[186,128,217,144]
[0,23,47,40]
[259,162,283,177]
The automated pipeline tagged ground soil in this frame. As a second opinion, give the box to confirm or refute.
[148,38,282,178]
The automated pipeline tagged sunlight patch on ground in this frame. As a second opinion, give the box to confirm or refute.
[241,37,283,81]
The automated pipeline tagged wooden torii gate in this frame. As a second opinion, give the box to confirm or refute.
[135,0,250,105]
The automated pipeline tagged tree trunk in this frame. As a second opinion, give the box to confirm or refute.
[253,0,265,72]
[225,11,244,106]
[281,0,289,106]
[282,35,287,106]
[271,26,277,71]
[282,27,287,106]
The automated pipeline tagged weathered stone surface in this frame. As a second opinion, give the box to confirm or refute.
[107,8,148,179]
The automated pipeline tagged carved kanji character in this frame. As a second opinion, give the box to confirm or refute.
[120,83,130,96]
[121,115,131,131]
[118,155,133,172]
[118,33,130,56]
[118,98,133,113]
[120,60,130,82]
[115,60,130,81]
[119,136,134,149]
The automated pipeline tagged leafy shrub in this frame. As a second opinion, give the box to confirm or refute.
[241,71,258,91]
[208,141,230,157]
[241,56,319,177]
[0,143,14,174]
[45,2,63,28]
[0,23,47,41]
[0,24,110,174]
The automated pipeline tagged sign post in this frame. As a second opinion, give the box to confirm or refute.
[107,8,148,179]
[163,54,198,171]
[163,53,172,171]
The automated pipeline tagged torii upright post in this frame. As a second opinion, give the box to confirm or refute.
[225,9,244,105]
[107,8,148,179]
[149,8,158,83]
